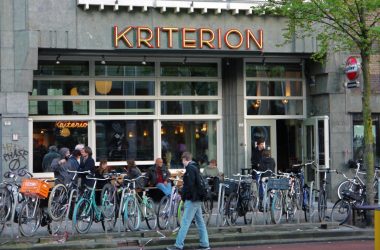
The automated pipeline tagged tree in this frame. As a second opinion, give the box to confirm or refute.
[253,0,380,208]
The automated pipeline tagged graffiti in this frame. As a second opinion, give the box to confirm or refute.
[2,143,28,172]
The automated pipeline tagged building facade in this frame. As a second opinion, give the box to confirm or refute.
[1,0,379,197]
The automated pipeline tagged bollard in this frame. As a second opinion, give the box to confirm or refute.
[376,209,380,250]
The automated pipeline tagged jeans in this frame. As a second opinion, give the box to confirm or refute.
[175,200,209,249]
[157,182,172,196]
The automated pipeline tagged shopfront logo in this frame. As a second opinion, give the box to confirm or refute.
[113,26,263,50]
[345,56,360,81]
[55,121,88,129]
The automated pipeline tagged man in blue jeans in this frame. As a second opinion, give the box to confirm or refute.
[166,151,210,250]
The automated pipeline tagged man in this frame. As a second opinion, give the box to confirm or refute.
[147,158,171,196]
[251,137,265,171]
[167,152,210,250]
[78,146,96,188]
[50,147,71,185]
[42,145,60,172]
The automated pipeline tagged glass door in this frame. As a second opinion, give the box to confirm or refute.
[246,120,277,171]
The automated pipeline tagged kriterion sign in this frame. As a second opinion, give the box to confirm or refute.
[113,26,263,50]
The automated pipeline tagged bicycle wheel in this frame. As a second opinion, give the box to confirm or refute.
[0,187,12,235]
[48,184,68,221]
[337,180,357,199]
[145,197,157,230]
[157,195,170,230]
[101,183,117,219]
[303,187,310,222]
[271,190,283,224]
[331,199,351,225]
[294,178,302,209]
[285,191,297,222]
[318,190,327,222]
[243,197,257,225]
[73,199,93,234]
[123,196,141,231]
[226,192,238,226]
[202,197,213,226]
[18,199,41,237]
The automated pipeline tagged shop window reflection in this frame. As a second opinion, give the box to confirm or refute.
[95,120,153,161]
[32,121,88,173]
[161,121,217,169]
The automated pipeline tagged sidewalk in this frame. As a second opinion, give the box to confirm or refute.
[0,222,374,250]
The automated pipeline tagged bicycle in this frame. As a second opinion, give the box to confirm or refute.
[0,170,25,236]
[72,174,115,234]
[331,185,367,225]
[157,176,182,230]
[122,175,157,231]
[225,173,256,226]
[47,170,90,222]
[18,171,55,237]
[273,171,298,223]
[337,160,378,199]
[251,169,274,224]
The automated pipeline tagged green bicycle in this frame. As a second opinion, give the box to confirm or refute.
[123,176,157,231]
[72,174,115,234]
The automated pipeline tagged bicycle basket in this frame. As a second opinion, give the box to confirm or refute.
[20,179,50,199]
[224,179,238,196]
[267,178,290,190]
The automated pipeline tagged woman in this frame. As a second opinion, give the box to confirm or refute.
[125,159,144,188]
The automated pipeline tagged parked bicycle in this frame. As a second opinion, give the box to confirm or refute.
[122,175,157,231]
[157,176,182,230]
[72,173,116,234]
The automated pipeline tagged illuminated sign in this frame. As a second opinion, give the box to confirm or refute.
[55,121,88,129]
[113,26,263,50]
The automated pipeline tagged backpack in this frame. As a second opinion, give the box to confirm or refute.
[197,172,210,201]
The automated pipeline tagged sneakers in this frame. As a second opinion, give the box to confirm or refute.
[198,247,211,250]
[166,246,183,250]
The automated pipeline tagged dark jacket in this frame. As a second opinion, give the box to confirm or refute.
[42,147,60,172]
[79,156,96,188]
[259,157,275,178]
[146,165,171,186]
[67,156,81,185]
[182,161,201,202]
[251,147,263,170]
[125,166,145,188]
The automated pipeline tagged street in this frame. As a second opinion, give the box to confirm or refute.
[214,240,374,250]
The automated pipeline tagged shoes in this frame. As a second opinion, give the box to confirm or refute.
[166,246,183,250]
[198,246,211,250]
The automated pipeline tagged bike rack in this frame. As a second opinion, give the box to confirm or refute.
[117,187,128,233]
[215,182,226,227]
[63,188,77,235]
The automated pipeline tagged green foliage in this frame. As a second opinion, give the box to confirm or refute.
[253,0,380,59]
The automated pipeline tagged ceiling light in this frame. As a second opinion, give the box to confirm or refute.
[55,55,61,65]
[100,55,106,65]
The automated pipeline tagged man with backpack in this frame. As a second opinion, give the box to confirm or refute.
[166,151,210,250]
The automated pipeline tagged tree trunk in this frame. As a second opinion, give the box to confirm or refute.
[361,52,375,209]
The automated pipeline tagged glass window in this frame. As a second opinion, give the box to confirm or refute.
[29,101,89,115]
[246,81,302,97]
[246,63,302,78]
[161,81,218,96]
[32,81,89,96]
[95,101,155,115]
[34,61,89,76]
[95,120,153,161]
[95,62,154,76]
[160,63,218,77]
[246,100,303,115]
[161,121,217,169]
[95,81,154,96]
[161,101,218,115]
[32,121,88,173]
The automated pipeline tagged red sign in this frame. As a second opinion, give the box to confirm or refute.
[345,56,360,81]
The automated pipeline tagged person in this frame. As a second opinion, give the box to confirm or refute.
[251,137,265,171]
[167,152,210,250]
[125,159,144,189]
[50,147,71,185]
[146,158,172,196]
[78,146,96,188]
[202,159,222,195]
[66,149,82,182]
[42,145,60,172]
[259,150,275,177]
[95,159,109,190]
